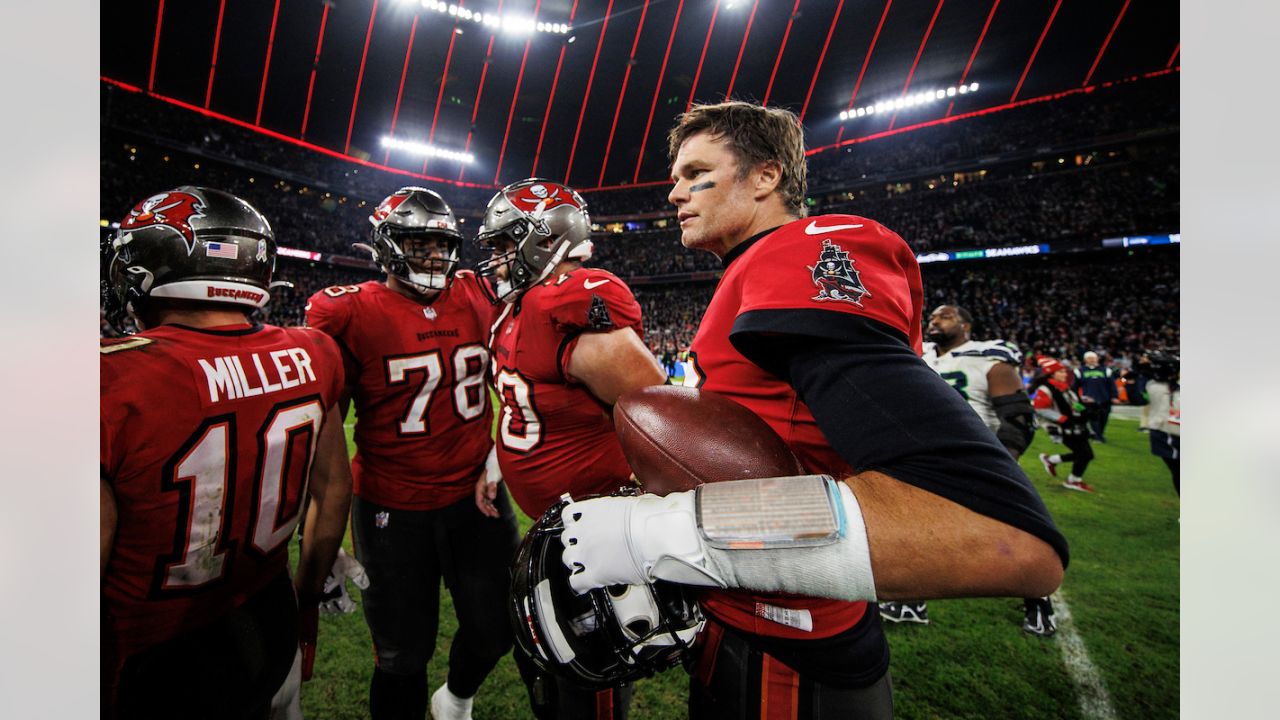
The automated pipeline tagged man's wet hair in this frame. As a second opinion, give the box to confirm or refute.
[668,101,808,218]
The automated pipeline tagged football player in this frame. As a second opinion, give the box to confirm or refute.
[476,178,666,719]
[557,102,1068,719]
[1034,356,1098,493]
[101,187,352,719]
[305,187,518,720]
[1136,350,1180,494]
[878,305,1055,636]
[1073,350,1118,442]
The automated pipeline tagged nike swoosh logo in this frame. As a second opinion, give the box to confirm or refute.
[583,279,611,290]
[804,220,863,235]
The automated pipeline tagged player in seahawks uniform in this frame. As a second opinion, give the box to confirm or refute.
[878,305,1055,636]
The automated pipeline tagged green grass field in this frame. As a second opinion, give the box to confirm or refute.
[298,413,1179,719]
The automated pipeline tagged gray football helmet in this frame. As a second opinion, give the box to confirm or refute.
[101,186,276,334]
[475,179,594,303]
[358,186,462,293]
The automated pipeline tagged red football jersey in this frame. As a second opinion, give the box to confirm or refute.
[490,268,643,518]
[685,215,924,640]
[305,273,497,510]
[101,323,344,655]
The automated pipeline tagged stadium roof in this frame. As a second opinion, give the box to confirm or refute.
[102,0,1178,191]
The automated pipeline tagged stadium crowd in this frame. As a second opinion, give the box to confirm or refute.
[579,73,1177,216]
[100,74,1178,371]
[103,247,1178,385]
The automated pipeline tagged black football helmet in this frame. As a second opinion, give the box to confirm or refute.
[101,186,276,334]
[358,186,462,293]
[476,179,594,303]
[510,493,704,689]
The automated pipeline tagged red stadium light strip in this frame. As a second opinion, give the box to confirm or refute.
[947,0,999,117]
[457,5,503,182]
[100,76,498,189]
[809,67,1177,156]
[835,0,892,146]
[205,0,227,108]
[1082,0,1130,87]
[108,78,144,94]
[724,0,760,101]
[763,0,802,106]
[255,0,283,126]
[632,0,685,183]
[345,0,380,155]
[424,0,470,175]
[301,1,331,138]
[564,0,617,185]
[148,0,166,92]
[533,0,581,177]
[598,0,652,187]
[104,59,1174,197]
[798,0,846,124]
[685,1,721,112]
[1009,0,1062,103]
[1166,43,1179,68]
[495,0,544,184]
[889,0,945,130]
[384,14,420,165]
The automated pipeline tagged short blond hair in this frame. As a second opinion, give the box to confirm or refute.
[668,101,808,217]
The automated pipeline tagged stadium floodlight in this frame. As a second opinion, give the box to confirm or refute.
[839,81,982,124]
[381,136,476,165]
[418,1,570,35]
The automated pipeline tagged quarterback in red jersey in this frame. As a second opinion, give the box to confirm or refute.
[305,187,518,720]
[100,187,352,720]
[556,103,1069,719]
[476,179,666,720]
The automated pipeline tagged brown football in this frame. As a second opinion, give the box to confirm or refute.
[614,385,804,496]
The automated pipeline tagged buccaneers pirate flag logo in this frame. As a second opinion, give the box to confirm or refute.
[808,239,871,306]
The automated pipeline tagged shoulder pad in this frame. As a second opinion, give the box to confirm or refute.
[980,339,1024,364]
[100,337,154,355]
[318,284,364,299]
[951,339,1022,364]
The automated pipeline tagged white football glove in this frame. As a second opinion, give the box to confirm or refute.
[559,491,725,595]
[319,548,370,615]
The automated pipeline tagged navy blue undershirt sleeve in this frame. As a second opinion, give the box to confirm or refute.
[731,308,1070,567]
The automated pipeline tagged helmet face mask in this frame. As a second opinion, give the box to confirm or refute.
[476,179,593,303]
[101,186,276,334]
[509,493,704,689]
[364,187,462,294]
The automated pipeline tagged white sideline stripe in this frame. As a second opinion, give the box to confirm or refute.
[1053,592,1117,720]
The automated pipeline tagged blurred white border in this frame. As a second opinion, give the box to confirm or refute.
[1182,4,1280,718]
[0,1,100,716]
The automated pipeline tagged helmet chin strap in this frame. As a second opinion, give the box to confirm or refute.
[496,279,517,304]
[534,238,573,285]
[405,271,448,293]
